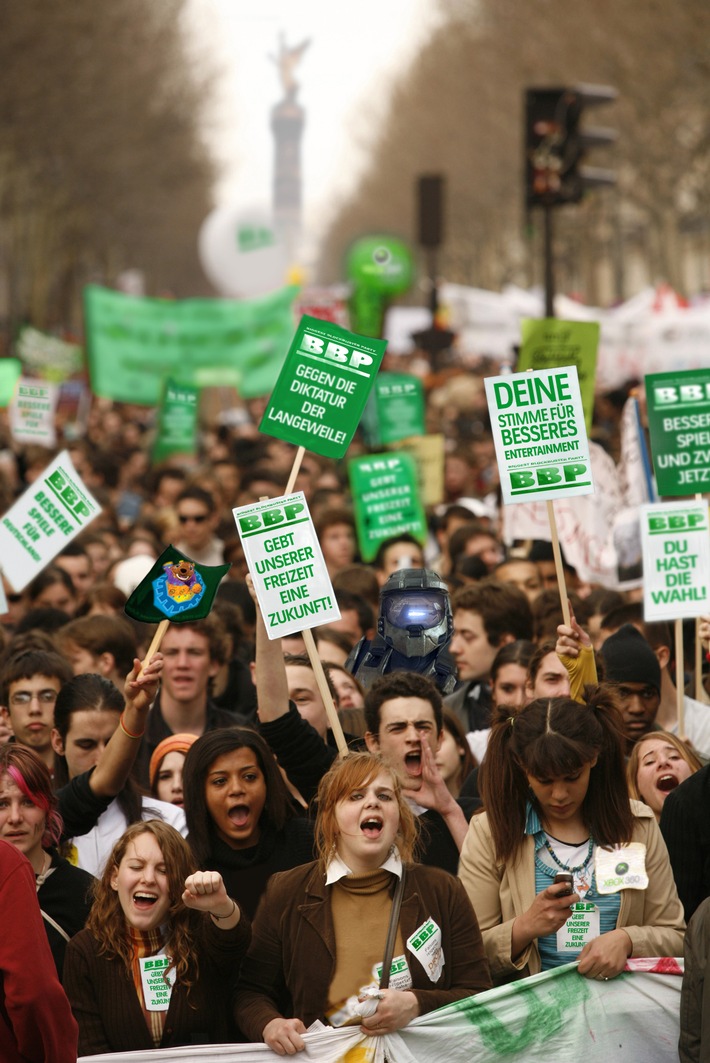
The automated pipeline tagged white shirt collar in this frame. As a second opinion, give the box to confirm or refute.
[325,845,403,885]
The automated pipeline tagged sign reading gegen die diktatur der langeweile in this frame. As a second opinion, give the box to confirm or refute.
[259,315,387,459]
[233,492,341,639]
[485,365,594,505]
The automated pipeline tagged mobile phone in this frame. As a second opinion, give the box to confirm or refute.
[553,872,574,896]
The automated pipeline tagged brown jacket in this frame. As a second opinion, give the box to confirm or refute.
[64,912,251,1055]
[458,800,685,984]
[234,860,491,1042]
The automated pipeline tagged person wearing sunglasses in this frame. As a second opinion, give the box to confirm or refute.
[174,486,224,567]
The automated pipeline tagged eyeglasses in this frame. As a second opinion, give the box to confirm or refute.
[10,690,58,707]
[178,513,208,525]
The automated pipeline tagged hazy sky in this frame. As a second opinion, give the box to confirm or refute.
[187,0,439,262]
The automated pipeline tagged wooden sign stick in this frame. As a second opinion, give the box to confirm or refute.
[302,628,348,757]
[546,499,571,628]
[675,618,686,740]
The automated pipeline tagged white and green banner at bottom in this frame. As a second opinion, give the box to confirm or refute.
[77,961,682,1062]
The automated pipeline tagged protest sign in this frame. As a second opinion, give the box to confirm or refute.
[640,500,710,620]
[348,453,427,563]
[152,379,199,463]
[645,368,710,495]
[390,433,445,507]
[371,372,426,445]
[0,451,100,592]
[0,359,22,406]
[84,283,298,405]
[259,315,387,459]
[15,326,83,382]
[485,366,593,505]
[519,319,599,433]
[9,377,59,447]
[233,492,340,639]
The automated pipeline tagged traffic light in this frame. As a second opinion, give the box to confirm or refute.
[525,84,617,208]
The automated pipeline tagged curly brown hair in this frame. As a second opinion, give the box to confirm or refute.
[87,820,199,989]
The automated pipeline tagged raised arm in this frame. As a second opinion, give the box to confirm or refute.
[555,606,597,703]
[87,653,163,798]
[249,576,290,724]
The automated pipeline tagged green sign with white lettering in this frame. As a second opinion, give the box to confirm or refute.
[348,452,427,562]
[259,315,387,459]
[645,369,710,496]
[518,319,599,434]
[153,379,199,463]
[371,373,426,445]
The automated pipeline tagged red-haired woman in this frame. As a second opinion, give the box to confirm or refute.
[63,820,250,1055]
[0,744,94,979]
[235,752,490,1055]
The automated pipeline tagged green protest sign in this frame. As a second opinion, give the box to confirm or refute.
[518,319,599,433]
[259,315,387,459]
[348,452,427,562]
[84,284,298,405]
[645,369,710,496]
[372,373,426,445]
[0,359,22,407]
[0,450,101,592]
[484,365,593,505]
[152,379,199,463]
[640,501,710,620]
[233,492,340,639]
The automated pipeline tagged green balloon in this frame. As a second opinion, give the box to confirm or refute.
[346,236,414,296]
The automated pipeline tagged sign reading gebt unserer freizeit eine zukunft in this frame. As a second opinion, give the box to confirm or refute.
[233,492,341,639]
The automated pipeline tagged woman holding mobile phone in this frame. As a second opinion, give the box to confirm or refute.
[458,689,685,986]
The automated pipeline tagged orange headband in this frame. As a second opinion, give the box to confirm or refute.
[149,733,198,790]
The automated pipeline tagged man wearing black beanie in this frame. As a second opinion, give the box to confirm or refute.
[600,623,662,754]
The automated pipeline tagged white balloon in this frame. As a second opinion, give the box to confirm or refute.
[198,206,289,298]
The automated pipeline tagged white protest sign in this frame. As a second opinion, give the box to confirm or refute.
[9,377,59,447]
[233,492,340,639]
[0,450,101,592]
[485,366,593,505]
[641,500,710,620]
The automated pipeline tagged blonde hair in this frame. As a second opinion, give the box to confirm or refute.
[314,752,419,872]
[87,820,199,988]
[627,731,701,803]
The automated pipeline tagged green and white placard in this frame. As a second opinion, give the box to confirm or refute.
[348,452,427,563]
[9,377,59,446]
[645,369,710,496]
[485,365,593,505]
[233,492,340,639]
[0,450,101,592]
[153,378,199,462]
[259,315,387,459]
[373,372,426,445]
[519,319,599,433]
[640,500,710,620]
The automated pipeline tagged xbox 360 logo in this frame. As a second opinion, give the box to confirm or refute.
[615,861,629,875]
[373,246,392,266]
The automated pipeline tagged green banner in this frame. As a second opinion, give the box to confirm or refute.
[348,452,427,562]
[518,319,599,433]
[84,284,298,405]
[0,359,22,407]
[259,315,387,459]
[645,369,710,496]
[152,379,199,463]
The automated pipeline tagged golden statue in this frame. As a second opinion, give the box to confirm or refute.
[270,33,311,101]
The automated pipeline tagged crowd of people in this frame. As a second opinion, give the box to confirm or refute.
[1,383,709,1062]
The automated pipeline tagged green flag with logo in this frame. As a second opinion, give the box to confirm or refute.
[124,546,230,624]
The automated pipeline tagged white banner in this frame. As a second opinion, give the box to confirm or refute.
[9,376,59,446]
[78,962,682,1063]
[0,450,101,592]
